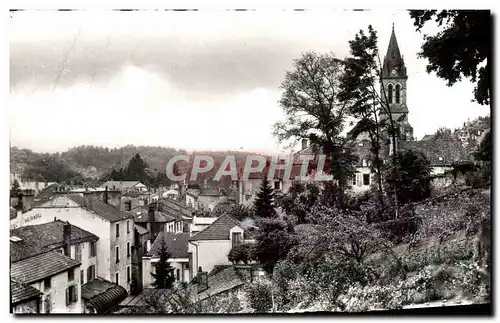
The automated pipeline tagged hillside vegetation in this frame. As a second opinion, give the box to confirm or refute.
[10,145,264,184]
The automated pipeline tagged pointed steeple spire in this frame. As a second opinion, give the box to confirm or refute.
[382,25,407,78]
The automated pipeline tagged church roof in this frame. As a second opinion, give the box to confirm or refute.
[382,25,407,78]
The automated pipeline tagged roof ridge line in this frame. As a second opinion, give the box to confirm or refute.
[188,215,225,241]
[189,213,238,241]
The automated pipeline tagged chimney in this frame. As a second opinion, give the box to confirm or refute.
[148,205,155,222]
[197,267,208,293]
[301,138,308,151]
[63,221,71,257]
[131,227,144,295]
[103,186,109,204]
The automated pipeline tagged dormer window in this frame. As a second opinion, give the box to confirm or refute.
[232,232,242,248]
[395,84,401,104]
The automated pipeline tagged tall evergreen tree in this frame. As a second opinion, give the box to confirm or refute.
[253,177,276,218]
[126,153,148,180]
[151,240,175,289]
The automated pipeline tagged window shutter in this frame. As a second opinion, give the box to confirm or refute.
[356,174,363,187]
[65,288,70,306]
[72,286,78,302]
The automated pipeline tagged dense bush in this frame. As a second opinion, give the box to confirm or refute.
[416,188,490,240]
[244,280,274,313]
[228,243,255,264]
[253,218,298,273]
[383,150,432,205]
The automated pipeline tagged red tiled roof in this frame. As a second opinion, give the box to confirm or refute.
[188,214,252,241]
[10,220,98,263]
[132,209,173,223]
[150,231,190,259]
[11,251,81,284]
[67,194,134,223]
[11,280,42,305]
[398,137,472,166]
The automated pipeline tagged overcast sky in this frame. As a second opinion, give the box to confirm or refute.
[9,9,490,154]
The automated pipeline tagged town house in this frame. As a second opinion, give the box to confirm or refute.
[102,180,148,193]
[10,246,82,313]
[19,194,135,292]
[11,279,43,314]
[10,220,99,313]
[142,229,191,288]
[188,214,256,279]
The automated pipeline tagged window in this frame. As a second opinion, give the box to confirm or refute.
[274,181,280,190]
[127,266,131,283]
[232,232,243,248]
[80,270,84,284]
[176,269,180,281]
[68,269,74,281]
[90,241,97,257]
[363,174,370,186]
[143,241,148,254]
[395,84,401,104]
[115,272,120,285]
[116,223,120,238]
[44,277,51,291]
[127,221,130,234]
[87,265,96,282]
[75,244,82,262]
[362,159,367,167]
[66,285,78,305]
[245,195,251,201]
[125,201,132,211]
[352,175,356,186]
[115,246,120,263]
[127,242,131,258]
[387,84,393,103]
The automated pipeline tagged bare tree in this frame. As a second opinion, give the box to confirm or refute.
[273,51,357,204]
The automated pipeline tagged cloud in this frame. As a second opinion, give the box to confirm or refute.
[9,64,286,153]
[9,10,490,154]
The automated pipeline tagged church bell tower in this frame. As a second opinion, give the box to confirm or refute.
[379,25,414,142]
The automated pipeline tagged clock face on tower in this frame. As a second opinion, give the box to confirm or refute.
[391,69,397,75]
